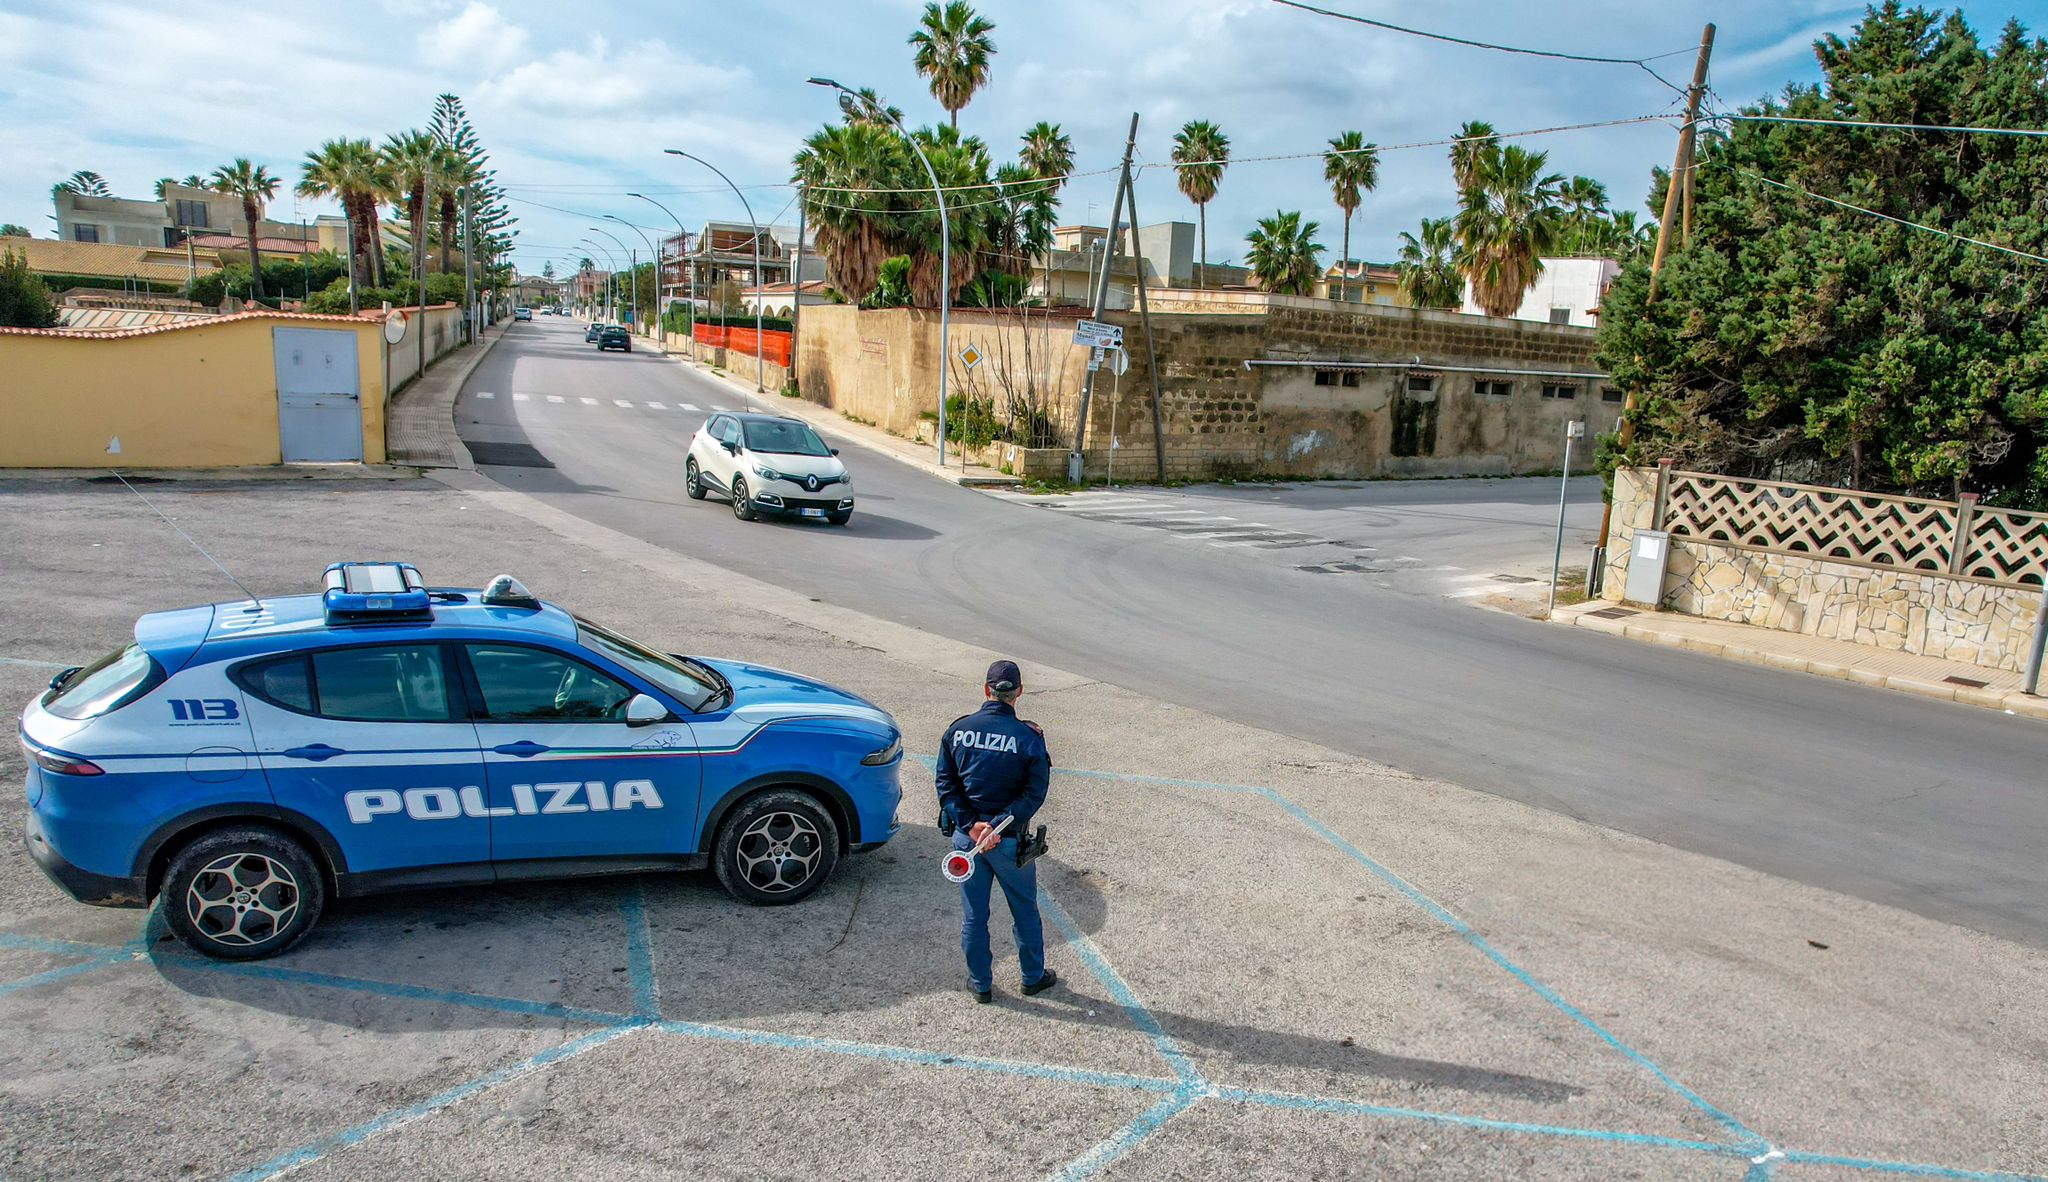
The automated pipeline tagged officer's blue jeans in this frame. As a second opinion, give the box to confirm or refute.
[955,832,1047,992]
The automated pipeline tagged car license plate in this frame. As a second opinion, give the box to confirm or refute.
[800,508,826,518]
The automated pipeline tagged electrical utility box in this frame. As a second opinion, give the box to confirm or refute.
[1624,529,1673,606]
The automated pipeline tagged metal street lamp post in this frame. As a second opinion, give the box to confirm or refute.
[605,215,664,348]
[580,239,619,321]
[664,148,767,393]
[588,226,637,333]
[808,77,952,466]
[629,192,696,360]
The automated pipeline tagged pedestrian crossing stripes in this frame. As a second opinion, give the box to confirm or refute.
[470,393,735,416]
[1000,492,1357,554]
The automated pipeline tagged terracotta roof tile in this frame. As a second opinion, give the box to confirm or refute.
[0,237,221,282]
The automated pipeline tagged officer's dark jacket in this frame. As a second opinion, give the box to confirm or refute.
[935,700,1050,831]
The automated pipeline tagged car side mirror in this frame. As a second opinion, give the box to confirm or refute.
[722,440,738,454]
[830,448,840,456]
[625,694,670,726]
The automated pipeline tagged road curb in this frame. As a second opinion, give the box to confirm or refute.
[1561,607,2046,720]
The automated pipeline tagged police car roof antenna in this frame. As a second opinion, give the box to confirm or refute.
[108,470,265,612]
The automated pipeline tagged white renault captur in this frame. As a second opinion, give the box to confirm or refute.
[686,412,855,525]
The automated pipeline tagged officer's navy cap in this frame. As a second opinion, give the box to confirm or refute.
[985,659,1021,692]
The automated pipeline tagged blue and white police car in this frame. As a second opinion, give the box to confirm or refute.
[19,562,903,960]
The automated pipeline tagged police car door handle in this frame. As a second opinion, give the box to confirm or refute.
[493,740,550,757]
[282,744,344,762]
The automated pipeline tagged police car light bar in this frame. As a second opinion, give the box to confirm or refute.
[322,562,431,621]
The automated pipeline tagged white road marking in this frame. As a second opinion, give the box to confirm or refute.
[513,393,529,402]
[708,406,731,413]
[645,402,666,410]
[546,395,564,404]
[580,397,598,406]
[679,403,701,411]
[476,391,496,400]
[613,399,634,408]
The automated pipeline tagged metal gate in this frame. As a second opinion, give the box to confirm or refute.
[273,328,362,462]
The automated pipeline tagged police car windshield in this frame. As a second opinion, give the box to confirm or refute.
[742,420,830,456]
[574,618,725,712]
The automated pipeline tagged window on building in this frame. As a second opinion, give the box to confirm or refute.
[1474,380,1513,399]
[72,224,99,243]
[1406,375,1436,394]
[1541,383,1579,400]
[1312,369,1360,387]
[1600,386,1625,403]
[1548,307,1572,325]
[174,200,210,228]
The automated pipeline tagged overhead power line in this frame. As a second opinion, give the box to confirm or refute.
[1710,113,2048,139]
[1730,165,2048,266]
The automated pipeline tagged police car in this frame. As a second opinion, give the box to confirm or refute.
[19,563,903,960]
[685,413,855,525]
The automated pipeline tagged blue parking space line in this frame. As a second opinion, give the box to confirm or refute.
[0,931,130,957]
[0,949,140,997]
[1744,1157,1781,1181]
[161,955,633,1028]
[1255,786,1763,1145]
[1043,1087,1204,1182]
[1216,1084,1750,1158]
[1780,1150,2048,1181]
[618,886,660,1019]
[652,1018,1182,1094]
[1040,888,1203,1084]
[219,1022,642,1182]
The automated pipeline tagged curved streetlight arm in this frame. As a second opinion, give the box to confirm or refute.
[630,192,700,359]
[808,77,952,466]
[665,148,767,393]
[589,225,639,332]
[605,215,665,342]
[579,239,619,320]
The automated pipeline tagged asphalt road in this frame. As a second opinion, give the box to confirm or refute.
[461,317,2048,946]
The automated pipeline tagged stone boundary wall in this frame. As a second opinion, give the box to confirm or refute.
[1603,467,2045,673]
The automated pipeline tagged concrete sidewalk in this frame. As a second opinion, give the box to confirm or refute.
[1554,599,2048,719]
[647,333,1022,488]
[384,318,509,469]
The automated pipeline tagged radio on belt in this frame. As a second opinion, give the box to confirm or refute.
[321,561,430,621]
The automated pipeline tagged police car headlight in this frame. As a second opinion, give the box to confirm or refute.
[860,737,901,766]
[753,464,783,482]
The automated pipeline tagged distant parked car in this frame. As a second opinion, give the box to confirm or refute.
[513,307,532,321]
[597,325,632,353]
[585,323,605,343]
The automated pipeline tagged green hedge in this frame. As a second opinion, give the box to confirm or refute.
[695,312,793,333]
[37,272,184,295]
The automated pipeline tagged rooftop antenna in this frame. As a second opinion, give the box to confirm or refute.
[105,442,264,610]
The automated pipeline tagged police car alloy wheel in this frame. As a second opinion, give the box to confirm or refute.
[713,790,840,905]
[162,827,326,960]
[685,458,707,500]
[730,476,757,521]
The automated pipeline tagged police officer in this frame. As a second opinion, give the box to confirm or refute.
[936,659,1056,1004]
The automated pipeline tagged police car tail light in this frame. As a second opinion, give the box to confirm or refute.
[480,574,541,610]
[860,736,901,766]
[23,741,103,777]
[322,562,431,622]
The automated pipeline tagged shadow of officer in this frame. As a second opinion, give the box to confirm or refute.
[937,660,1057,1005]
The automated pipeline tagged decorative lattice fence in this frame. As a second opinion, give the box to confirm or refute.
[1658,470,2046,588]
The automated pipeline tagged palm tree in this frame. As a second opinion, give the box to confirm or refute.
[792,120,912,304]
[1396,216,1462,308]
[1557,175,1608,225]
[382,130,439,284]
[1019,121,1074,188]
[1449,120,1498,191]
[908,1,996,130]
[1322,131,1379,303]
[1244,211,1324,297]
[153,178,176,200]
[1456,144,1563,317]
[298,138,388,289]
[209,158,280,300]
[434,143,480,276]
[1171,120,1230,289]
[53,170,111,197]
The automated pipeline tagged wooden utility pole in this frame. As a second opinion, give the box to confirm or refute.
[1596,22,1715,557]
[1070,112,1139,480]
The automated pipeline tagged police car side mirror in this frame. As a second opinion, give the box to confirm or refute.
[624,694,670,726]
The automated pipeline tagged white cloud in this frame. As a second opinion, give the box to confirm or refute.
[476,35,748,116]
[420,2,530,74]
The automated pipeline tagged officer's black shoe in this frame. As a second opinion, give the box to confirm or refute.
[974,988,993,1004]
[1022,970,1059,997]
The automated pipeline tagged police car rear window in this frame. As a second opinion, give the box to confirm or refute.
[43,643,163,720]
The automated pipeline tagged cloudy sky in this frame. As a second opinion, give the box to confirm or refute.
[2,0,2036,275]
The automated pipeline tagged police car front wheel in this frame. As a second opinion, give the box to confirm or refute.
[713,790,840,905]
[162,827,326,960]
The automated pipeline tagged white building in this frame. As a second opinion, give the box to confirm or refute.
[1461,256,1619,328]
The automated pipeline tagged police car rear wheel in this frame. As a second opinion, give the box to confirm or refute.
[685,458,707,500]
[713,791,839,905]
[730,477,757,521]
[163,827,325,960]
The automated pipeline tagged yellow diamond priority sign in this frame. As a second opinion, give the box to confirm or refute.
[958,343,984,370]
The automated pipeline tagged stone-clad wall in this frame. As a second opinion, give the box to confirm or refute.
[1603,467,2044,673]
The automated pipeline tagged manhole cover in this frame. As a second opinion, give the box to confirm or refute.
[1943,675,1989,689]
[467,441,555,469]
[85,474,169,485]
[1585,606,1639,619]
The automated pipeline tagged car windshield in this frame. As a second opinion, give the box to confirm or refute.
[742,420,830,456]
[44,642,161,720]
[574,617,726,712]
